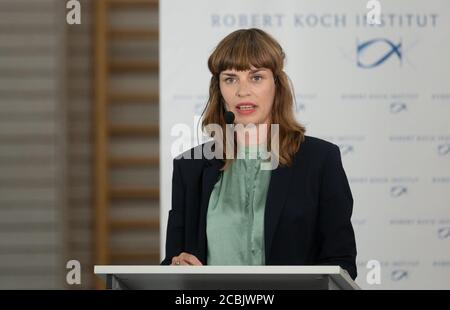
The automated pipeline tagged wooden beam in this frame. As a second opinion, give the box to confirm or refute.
[109,60,159,73]
[110,187,160,199]
[109,91,159,104]
[94,0,110,290]
[109,156,159,167]
[109,124,159,137]
[109,29,158,40]
[109,0,158,9]
[111,249,160,263]
[110,219,159,230]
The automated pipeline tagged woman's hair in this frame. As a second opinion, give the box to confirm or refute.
[201,28,306,170]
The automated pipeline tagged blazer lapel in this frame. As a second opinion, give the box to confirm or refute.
[264,163,294,262]
[197,158,223,264]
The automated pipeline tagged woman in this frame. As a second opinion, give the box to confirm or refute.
[161,28,357,280]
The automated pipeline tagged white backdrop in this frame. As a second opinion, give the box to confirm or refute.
[160,0,450,289]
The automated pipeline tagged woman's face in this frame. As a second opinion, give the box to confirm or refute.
[219,67,275,126]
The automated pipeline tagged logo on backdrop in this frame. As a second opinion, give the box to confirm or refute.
[437,227,450,239]
[437,144,450,156]
[338,144,354,156]
[357,38,402,68]
[390,102,408,114]
[390,185,408,198]
[391,269,408,281]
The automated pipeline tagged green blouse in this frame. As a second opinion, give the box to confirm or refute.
[206,145,272,265]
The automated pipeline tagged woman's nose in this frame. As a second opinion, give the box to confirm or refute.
[236,82,250,97]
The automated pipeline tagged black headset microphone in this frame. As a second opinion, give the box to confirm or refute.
[196,102,235,146]
[222,97,235,125]
[224,110,235,125]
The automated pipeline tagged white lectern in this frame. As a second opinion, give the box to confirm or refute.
[94,266,360,290]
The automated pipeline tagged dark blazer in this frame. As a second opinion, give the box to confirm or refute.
[161,135,357,280]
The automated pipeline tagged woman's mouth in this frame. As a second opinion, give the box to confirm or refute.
[236,103,257,115]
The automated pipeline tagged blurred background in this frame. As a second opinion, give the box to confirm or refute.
[0,0,160,289]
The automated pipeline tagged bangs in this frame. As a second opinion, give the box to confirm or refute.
[208,29,282,75]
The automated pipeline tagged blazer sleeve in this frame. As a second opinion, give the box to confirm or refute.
[316,144,358,280]
[160,158,185,265]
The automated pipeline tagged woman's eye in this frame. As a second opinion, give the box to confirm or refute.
[224,78,235,83]
[252,75,263,81]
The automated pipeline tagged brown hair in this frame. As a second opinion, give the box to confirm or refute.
[201,28,306,170]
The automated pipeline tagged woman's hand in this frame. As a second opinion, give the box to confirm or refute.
[171,252,203,266]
